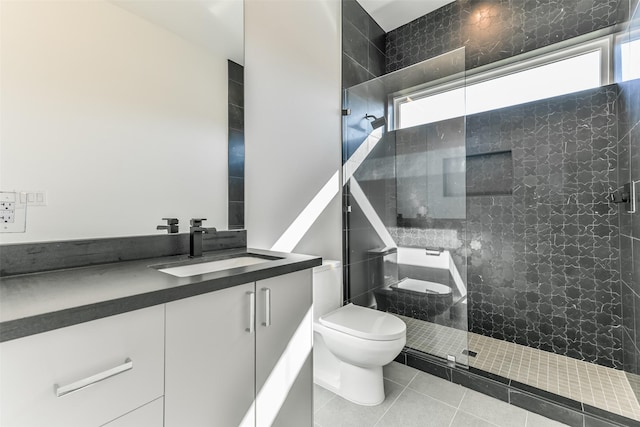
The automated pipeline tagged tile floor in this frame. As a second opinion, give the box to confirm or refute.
[398,315,640,422]
[314,362,569,427]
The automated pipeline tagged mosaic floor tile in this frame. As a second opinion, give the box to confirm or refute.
[402,317,640,422]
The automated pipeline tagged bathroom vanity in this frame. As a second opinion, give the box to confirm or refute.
[165,269,313,427]
[0,245,320,427]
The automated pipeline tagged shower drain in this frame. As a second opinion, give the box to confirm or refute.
[462,349,478,357]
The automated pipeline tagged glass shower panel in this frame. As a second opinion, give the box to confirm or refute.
[342,48,469,367]
[614,0,640,408]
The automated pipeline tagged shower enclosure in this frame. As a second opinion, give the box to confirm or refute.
[342,47,471,366]
[341,2,640,422]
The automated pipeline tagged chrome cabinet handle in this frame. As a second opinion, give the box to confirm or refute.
[246,291,255,333]
[262,287,271,327]
[54,358,133,398]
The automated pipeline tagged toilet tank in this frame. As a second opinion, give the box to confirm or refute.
[312,260,342,321]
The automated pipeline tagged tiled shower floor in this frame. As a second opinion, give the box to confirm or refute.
[398,315,640,422]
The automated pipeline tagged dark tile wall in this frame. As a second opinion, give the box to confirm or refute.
[354,133,397,227]
[344,132,396,305]
[228,60,244,230]
[386,0,626,73]
[342,0,386,89]
[617,0,640,393]
[465,86,623,369]
[344,198,385,306]
[386,86,623,368]
[342,0,389,304]
[342,0,388,165]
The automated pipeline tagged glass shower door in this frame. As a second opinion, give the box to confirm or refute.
[392,115,468,366]
[342,47,470,367]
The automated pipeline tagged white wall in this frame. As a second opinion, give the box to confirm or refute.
[244,0,342,261]
[0,1,228,243]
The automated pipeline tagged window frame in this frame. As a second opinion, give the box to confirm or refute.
[392,32,613,130]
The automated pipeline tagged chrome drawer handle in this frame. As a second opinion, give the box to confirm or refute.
[54,358,133,398]
[262,288,271,327]
[246,291,255,333]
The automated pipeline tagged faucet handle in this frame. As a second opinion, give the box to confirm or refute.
[158,217,179,234]
[190,218,207,227]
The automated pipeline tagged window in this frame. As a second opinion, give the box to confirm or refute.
[399,88,465,129]
[395,37,611,129]
[620,38,640,81]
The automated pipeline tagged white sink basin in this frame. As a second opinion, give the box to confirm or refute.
[158,256,271,277]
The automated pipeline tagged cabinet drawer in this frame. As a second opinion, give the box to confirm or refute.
[101,397,164,427]
[0,305,164,427]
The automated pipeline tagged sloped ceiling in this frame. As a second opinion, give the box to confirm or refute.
[357,0,455,32]
[110,0,243,64]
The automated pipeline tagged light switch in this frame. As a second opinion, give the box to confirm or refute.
[20,191,47,206]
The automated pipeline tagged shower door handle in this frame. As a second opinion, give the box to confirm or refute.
[609,182,639,213]
[631,181,639,214]
[262,287,271,327]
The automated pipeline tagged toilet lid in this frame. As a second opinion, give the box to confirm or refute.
[319,304,406,341]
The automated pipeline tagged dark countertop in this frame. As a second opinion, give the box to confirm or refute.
[0,248,321,343]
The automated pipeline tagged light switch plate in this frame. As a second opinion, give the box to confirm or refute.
[20,190,47,206]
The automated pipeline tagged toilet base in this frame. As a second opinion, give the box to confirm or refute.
[339,363,385,406]
[315,363,385,406]
[313,332,385,406]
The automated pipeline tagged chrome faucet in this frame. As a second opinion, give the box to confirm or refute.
[189,218,217,258]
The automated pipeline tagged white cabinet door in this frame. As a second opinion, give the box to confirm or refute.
[165,283,256,427]
[0,305,164,427]
[101,398,163,427]
[255,270,313,427]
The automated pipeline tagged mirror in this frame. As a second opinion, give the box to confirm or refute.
[0,0,243,244]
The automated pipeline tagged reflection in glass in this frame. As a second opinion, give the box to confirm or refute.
[342,47,469,367]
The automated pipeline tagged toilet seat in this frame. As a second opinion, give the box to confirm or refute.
[318,303,406,341]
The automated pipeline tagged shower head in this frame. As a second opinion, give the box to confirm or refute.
[365,114,387,130]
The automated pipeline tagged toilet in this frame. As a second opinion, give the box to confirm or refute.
[313,261,406,406]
